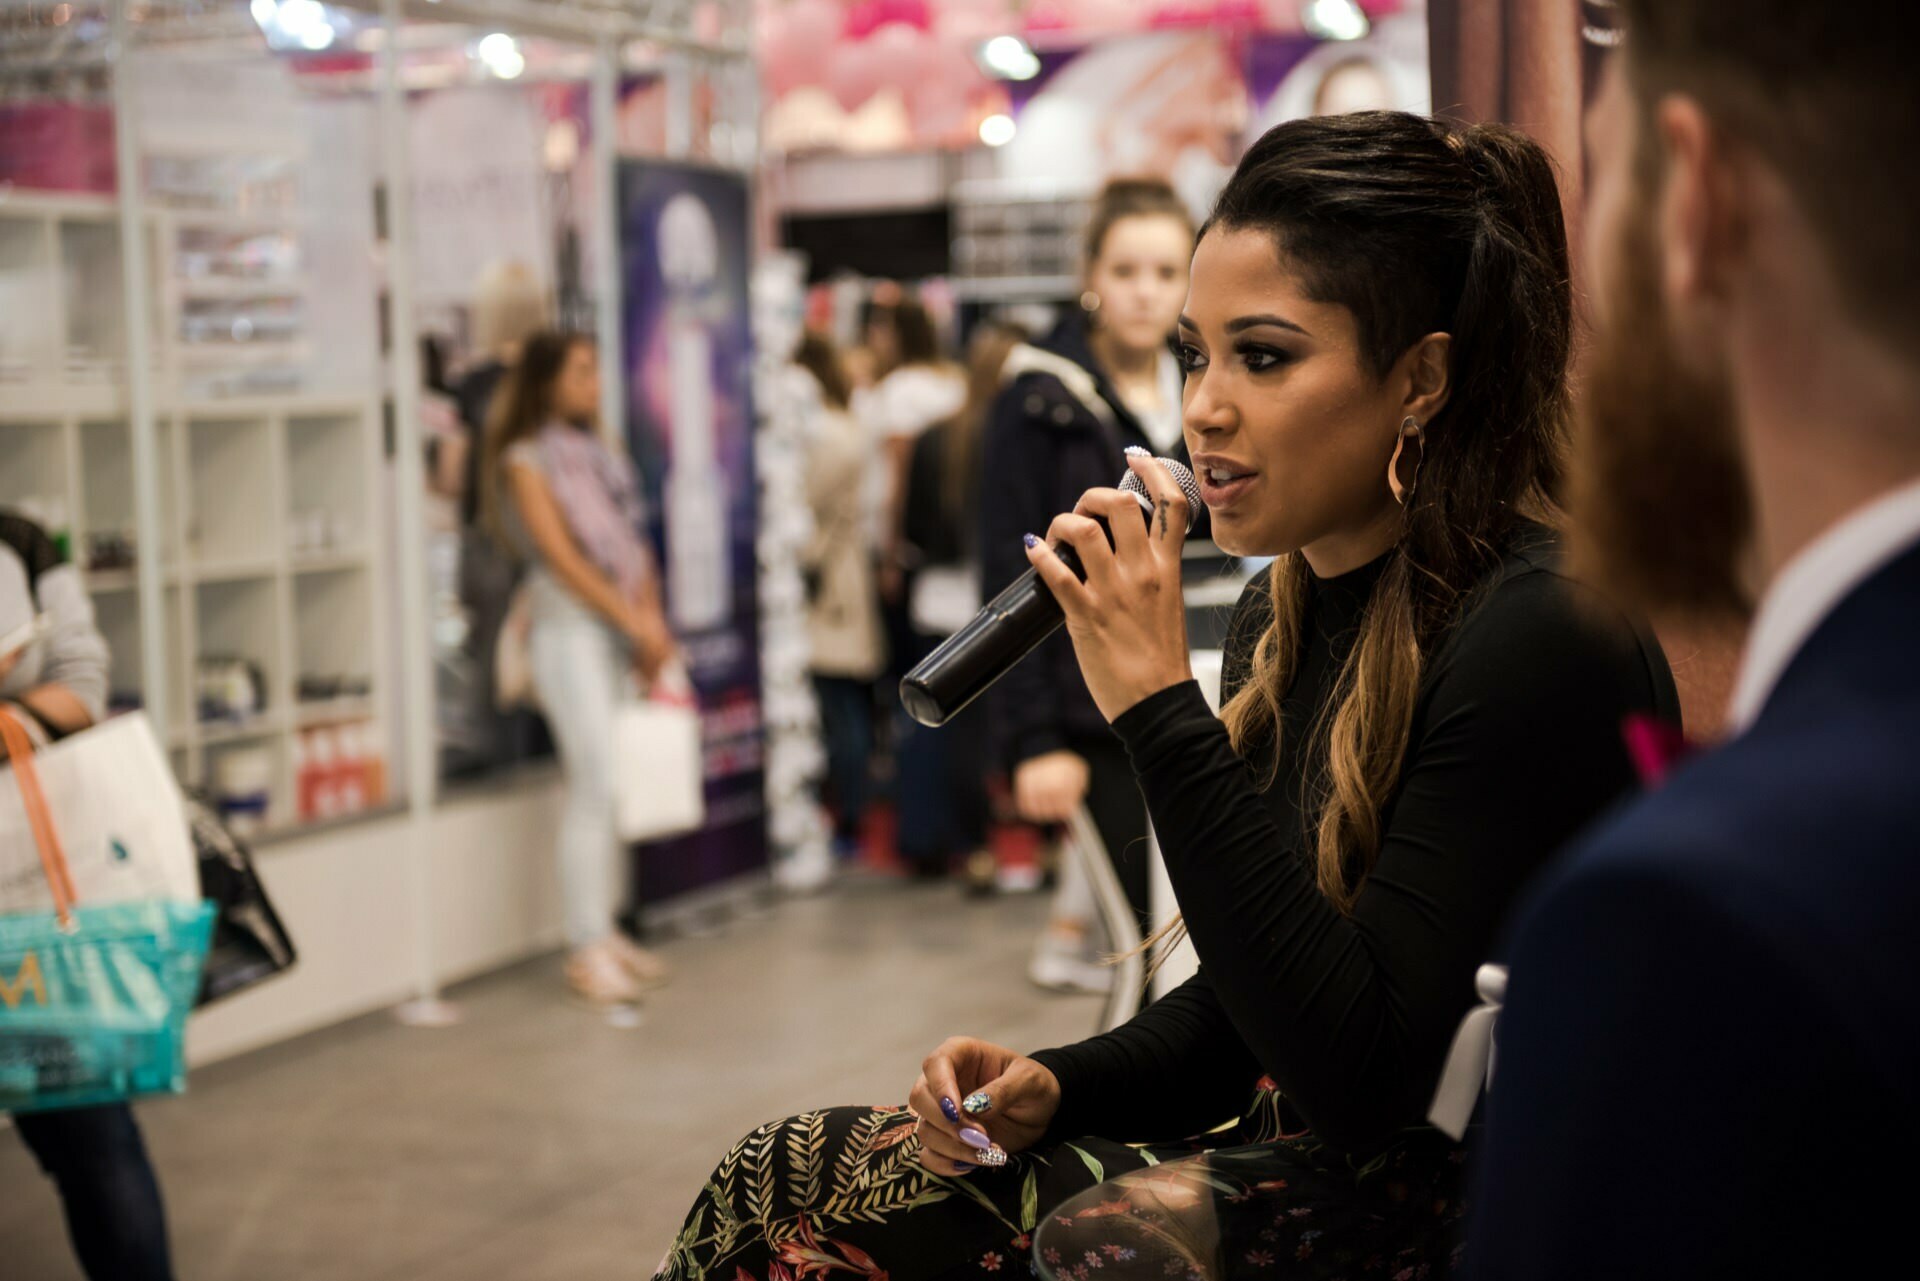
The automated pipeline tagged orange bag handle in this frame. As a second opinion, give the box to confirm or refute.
[0,705,78,930]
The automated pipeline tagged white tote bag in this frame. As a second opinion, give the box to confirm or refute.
[613,698,706,844]
[0,713,199,914]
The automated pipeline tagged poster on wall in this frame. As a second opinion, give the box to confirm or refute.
[619,159,767,902]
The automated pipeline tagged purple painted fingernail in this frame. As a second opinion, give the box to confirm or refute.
[1022,533,1040,549]
[960,1127,993,1150]
[954,1162,976,1173]
[940,1097,961,1123]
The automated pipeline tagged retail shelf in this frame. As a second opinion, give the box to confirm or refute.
[194,712,287,747]
[0,191,117,221]
[172,275,309,301]
[295,696,375,727]
[190,556,281,584]
[83,568,140,594]
[160,209,299,235]
[0,383,128,419]
[290,550,369,576]
[176,340,309,367]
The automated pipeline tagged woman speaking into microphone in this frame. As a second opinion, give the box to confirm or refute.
[656,112,1676,1280]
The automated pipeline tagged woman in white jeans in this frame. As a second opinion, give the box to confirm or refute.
[481,331,679,1007]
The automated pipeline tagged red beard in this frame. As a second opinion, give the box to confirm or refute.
[1567,199,1755,624]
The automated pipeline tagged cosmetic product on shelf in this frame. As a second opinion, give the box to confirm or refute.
[295,720,385,821]
[196,655,266,723]
[213,745,274,837]
[83,530,136,572]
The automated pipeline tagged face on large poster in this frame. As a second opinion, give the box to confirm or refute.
[619,160,765,900]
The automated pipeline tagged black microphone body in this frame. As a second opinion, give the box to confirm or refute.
[899,458,1201,728]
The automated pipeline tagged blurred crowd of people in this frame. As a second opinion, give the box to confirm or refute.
[787,178,1201,1000]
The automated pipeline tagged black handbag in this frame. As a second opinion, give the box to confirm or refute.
[185,788,297,1006]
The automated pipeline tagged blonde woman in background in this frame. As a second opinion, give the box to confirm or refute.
[792,332,885,858]
[481,332,679,1008]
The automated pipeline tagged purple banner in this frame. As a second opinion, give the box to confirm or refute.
[618,160,767,902]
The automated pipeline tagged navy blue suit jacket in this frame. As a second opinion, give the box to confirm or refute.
[1468,542,1920,1278]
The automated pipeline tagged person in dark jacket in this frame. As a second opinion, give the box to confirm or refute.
[1466,4,1920,1277]
[977,178,1195,994]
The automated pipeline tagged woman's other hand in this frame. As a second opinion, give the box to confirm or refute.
[1013,751,1090,824]
[907,1037,1061,1175]
[1023,452,1194,723]
[626,609,678,686]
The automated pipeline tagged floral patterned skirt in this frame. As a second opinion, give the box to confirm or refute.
[653,1083,1466,1281]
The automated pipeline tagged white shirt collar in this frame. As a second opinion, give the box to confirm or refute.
[1728,475,1920,733]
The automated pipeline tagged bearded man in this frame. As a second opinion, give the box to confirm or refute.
[1468,2,1920,1276]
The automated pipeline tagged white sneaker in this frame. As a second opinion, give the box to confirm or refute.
[1028,936,1115,995]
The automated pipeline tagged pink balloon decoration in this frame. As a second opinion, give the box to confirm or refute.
[936,0,1011,44]
[876,0,932,30]
[908,78,973,143]
[844,0,883,40]
[761,0,840,99]
[1211,0,1263,29]
[1148,1,1213,28]
[1023,0,1072,32]
[868,21,934,95]
[826,34,890,111]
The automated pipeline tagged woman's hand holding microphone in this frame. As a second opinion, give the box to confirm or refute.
[908,1038,1061,1175]
[1024,449,1197,724]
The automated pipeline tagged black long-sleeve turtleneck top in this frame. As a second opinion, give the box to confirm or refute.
[1030,528,1678,1157]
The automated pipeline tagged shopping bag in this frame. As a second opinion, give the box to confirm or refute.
[0,712,198,915]
[185,789,297,1007]
[0,708,214,1114]
[613,696,706,844]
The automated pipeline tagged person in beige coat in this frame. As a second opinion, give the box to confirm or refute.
[794,334,885,855]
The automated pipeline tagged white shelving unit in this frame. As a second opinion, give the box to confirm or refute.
[0,361,388,837]
[1,94,389,840]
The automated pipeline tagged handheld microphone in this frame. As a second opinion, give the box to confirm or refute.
[899,457,1203,728]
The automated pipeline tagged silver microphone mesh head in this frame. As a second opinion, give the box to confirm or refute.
[1118,456,1204,533]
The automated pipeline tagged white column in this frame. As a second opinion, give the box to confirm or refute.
[380,0,452,1016]
[665,51,694,159]
[592,40,624,444]
[110,0,167,739]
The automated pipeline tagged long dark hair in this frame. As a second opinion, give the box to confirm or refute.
[479,330,593,543]
[792,331,853,411]
[1211,112,1572,917]
[869,296,942,376]
[938,319,1029,528]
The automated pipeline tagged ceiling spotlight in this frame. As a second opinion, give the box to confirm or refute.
[477,32,527,80]
[252,0,338,52]
[978,34,1042,82]
[1301,0,1370,42]
[979,113,1017,148]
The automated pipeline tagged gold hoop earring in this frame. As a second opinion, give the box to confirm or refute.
[1389,416,1425,507]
